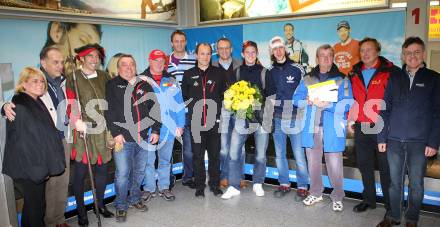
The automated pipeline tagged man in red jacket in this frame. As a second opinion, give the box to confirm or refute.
[348,37,400,215]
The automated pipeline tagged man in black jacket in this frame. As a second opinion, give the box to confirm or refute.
[105,54,161,222]
[181,43,226,197]
[376,37,440,227]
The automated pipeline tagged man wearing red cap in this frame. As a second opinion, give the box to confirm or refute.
[65,43,114,226]
[139,49,185,202]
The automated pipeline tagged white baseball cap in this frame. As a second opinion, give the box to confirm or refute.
[270,36,285,49]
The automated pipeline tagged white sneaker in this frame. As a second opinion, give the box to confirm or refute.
[253,184,265,197]
[332,201,343,212]
[303,195,323,206]
[221,186,240,199]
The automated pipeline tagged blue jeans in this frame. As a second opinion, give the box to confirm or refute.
[182,115,193,182]
[220,109,245,181]
[114,141,149,211]
[144,140,174,192]
[273,117,309,188]
[228,119,269,190]
[387,140,427,224]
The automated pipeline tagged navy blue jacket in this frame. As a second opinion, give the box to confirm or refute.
[267,59,305,118]
[378,65,440,148]
[234,64,267,95]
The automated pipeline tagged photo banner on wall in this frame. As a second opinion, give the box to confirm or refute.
[0,0,177,22]
[243,10,405,69]
[199,0,388,23]
[0,19,173,100]
[184,25,244,60]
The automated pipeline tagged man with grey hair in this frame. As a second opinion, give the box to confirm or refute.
[294,44,353,211]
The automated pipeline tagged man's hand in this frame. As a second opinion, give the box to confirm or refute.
[175,127,184,137]
[150,133,159,145]
[312,98,330,108]
[425,146,438,157]
[3,102,16,121]
[306,95,313,105]
[75,119,87,132]
[114,134,125,144]
[378,143,387,152]
[347,121,355,135]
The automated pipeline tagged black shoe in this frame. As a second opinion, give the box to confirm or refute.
[182,180,196,189]
[115,210,127,223]
[93,206,114,218]
[77,216,89,226]
[195,189,205,197]
[353,202,376,213]
[210,187,223,196]
[159,189,176,201]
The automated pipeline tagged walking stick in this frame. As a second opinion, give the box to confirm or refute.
[64,28,102,227]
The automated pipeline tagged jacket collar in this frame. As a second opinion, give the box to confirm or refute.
[40,67,65,86]
[140,67,171,79]
[351,56,394,78]
[310,63,341,79]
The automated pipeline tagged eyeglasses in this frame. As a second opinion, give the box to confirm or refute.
[403,50,423,57]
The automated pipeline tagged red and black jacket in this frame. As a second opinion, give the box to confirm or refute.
[181,65,226,129]
[348,56,400,123]
[105,75,161,143]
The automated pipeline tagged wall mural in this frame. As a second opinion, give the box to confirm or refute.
[0,0,177,22]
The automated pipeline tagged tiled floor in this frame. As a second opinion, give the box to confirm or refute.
[67,181,440,227]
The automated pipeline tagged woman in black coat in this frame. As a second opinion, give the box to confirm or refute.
[2,67,65,227]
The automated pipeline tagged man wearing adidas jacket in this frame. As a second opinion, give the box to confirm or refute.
[140,49,185,202]
[266,36,309,200]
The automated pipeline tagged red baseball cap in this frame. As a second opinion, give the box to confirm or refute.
[149,49,167,61]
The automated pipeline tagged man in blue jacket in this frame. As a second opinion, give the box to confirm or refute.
[266,36,309,200]
[140,49,185,202]
[376,37,440,227]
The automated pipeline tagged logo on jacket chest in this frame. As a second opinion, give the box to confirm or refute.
[371,79,381,85]
[286,75,296,83]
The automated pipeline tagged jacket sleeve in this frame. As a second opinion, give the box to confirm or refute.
[428,73,440,148]
[1,101,6,117]
[104,80,121,137]
[292,80,308,109]
[324,78,354,117]
[65,75,81,125]
[266,69,276,97]
[181,70,190,102]
[172,85,185,128]
[377,75,393,144]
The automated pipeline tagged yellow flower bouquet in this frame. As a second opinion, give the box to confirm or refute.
[223,80,263,120]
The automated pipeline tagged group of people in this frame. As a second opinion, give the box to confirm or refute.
[1,24,439,227]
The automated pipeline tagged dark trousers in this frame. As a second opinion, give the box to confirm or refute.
[387,140,427,223]
[73,162,108,218]
[191,129,221,190]
[18,179,46,227]
[354,123,391,210]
